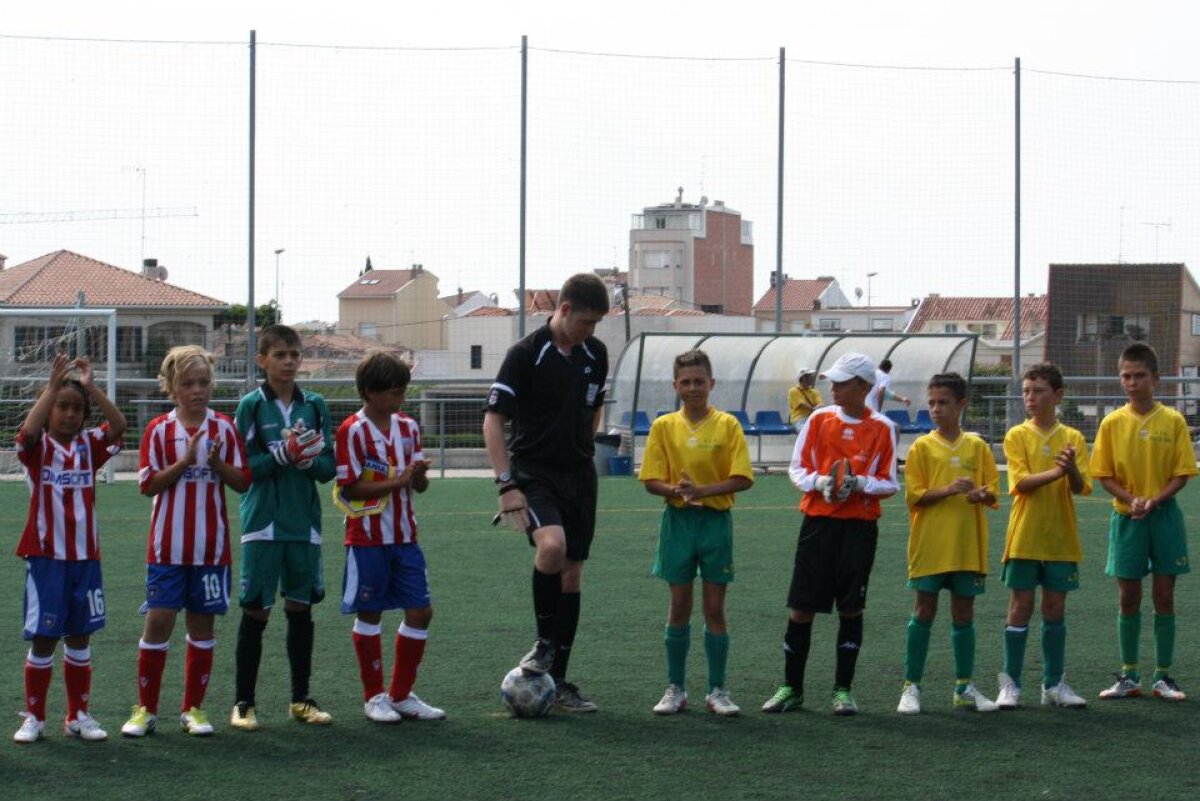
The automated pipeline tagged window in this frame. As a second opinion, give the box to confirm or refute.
[14,326,66,363]
[85,326,144,363]
[967,323,998,338]
[470,345,482,370]
[871,318,894,332]
[1077,314,1149,341]
[943,323,958,333]
[358,278,380,285]
[359,323,379,340]
[819,318,841,331]
[654,216,666,229]
[1193,314,1200,336]
[700,304,724,314]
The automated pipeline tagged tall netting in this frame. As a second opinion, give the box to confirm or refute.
[784,61,1014,324]
[0,36,247,327]
[1024,70,1200,432]
[256,42,519,334]
[529,49,778,320]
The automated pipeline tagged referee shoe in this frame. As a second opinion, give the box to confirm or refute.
[518,638,555,676]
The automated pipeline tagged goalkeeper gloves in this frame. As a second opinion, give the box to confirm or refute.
[270,428,325,467]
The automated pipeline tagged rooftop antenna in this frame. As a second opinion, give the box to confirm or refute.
[1142,220,1172,262]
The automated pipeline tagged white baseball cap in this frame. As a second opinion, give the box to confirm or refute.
[820,353,877,385]
[797,367,816,380]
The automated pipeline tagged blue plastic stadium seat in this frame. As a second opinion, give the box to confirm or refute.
[884,409,922,434]
[914,409,935,432]
[655,409,672,418]
[618,411,652,435]
[729,410,759,435]
[753,410,794,435]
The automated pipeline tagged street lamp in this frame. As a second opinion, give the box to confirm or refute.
[273,248,285,324]
[866,271,878,330]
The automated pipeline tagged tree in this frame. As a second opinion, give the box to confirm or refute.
[215,302,278,329]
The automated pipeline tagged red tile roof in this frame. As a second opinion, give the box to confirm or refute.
[0,250,226,308]
[907,294,1047,338]
[753,278,834,312]
[337,269,424,299]
[467,306,514,317]
[523,289,559,313]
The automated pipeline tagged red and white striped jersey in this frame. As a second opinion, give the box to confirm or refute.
[138,409,249,566]
[336,410,424,546]
[15,425,118,561]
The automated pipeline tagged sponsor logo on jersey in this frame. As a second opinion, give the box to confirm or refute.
[842,428,856,440]
[40,468,93,488]
[181,465,217,482]
[363,458,389,474]
[586,383,599,405]
[488,389,499,406]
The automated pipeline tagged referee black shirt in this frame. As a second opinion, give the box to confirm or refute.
[486,324,608,468]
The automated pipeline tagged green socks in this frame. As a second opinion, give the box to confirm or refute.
[904,615,933,684]
[704,628,729,691]
[1041,619,1066,688]
[665,624,690,687]
[1154,613,1175,681]
[951,620,975,688]
[1118,613,1141,680]
[1003,625,1029,686]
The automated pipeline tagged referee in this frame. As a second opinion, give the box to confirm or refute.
[483,273,610,713]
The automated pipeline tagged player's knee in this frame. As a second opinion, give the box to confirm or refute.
[405,607,433,629]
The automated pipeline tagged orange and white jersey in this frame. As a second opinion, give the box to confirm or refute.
[789,406,898,519]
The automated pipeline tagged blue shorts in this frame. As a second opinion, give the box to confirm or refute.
[341,544,432,614]
[142,564,231,615]
[23,557,105,640]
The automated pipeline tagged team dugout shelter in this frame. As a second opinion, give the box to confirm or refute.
[607,332,978,467]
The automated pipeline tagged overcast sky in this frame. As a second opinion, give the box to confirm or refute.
[3,1,1198,326]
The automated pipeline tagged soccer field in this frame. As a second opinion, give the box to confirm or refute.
[2,475,1198,801]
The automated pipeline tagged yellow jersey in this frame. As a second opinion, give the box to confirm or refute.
[905,430,999,578]
[1003,420,1091,563]
[1090,403,1197,514]
[638,408,753,511]
[788,386,823,425]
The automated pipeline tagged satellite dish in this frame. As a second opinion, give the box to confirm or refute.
[155,265,169,281]
[854,287,863,300]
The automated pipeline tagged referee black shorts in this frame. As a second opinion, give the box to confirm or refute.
[787,515,878,615]
[512,459,598,562]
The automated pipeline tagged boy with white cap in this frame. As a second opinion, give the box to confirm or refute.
[762,353,899,715]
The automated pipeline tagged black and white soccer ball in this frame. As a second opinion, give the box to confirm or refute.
[500,667,555,718]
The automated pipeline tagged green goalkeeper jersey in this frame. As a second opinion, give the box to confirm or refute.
[235,382,336,543]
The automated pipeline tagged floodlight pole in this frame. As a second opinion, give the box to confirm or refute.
[1012,56,1022,429]
[774,47,785,333]
[518,35,528,339]
[246,30,258,388]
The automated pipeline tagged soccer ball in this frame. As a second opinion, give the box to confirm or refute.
[500,667,556,718]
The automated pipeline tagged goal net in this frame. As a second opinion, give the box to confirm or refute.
[0,308,119,480]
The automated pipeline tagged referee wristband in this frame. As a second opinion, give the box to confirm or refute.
[498,483,521,496]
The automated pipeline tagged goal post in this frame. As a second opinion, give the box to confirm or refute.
[0,307,118,482]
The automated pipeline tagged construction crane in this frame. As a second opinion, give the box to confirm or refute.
[0,206,198,224]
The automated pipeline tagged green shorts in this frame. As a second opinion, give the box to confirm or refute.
[239,540,326,609]
[1002,559,1080,592]
[1106,499,1191,579]
[906,571,986,596]
[652,505,734,586]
